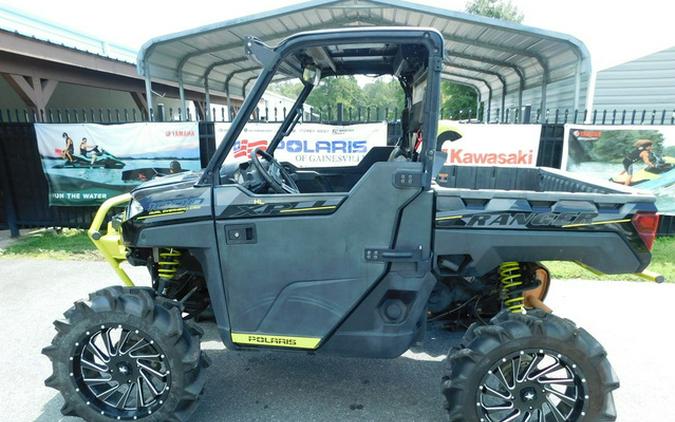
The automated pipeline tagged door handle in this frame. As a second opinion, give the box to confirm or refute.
[364,247,422,262]
[225,224,256,244]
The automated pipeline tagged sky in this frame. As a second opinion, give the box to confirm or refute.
[2,0,675,71]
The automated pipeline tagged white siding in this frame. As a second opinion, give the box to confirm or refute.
[594,45,675,113]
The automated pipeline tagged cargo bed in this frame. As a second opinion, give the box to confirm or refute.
[433,165,657,277]
[435,165,655,202]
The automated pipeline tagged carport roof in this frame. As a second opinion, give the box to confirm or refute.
[137,0,591,110]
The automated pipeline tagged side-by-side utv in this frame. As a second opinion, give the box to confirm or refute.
[43,28,662,422]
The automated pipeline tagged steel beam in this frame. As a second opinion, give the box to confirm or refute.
[442,72,492,122]
[130,92,147,114]
[204,78,211,121]
[172,17,359,82]
[444,61,507,122]
[447,50,525,111]
[2,74,58,120]
[573,59,581,112]
[226,86,232,122]
[440,77,482,120]
[178,70,186,121]
[242,77,256,98]
[144,62,153,121]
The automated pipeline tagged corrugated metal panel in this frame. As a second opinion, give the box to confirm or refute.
[0,4,136,63]
[138,0,591,111]
[594,45,675,112]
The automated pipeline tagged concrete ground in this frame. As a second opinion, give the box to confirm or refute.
[0,228,33,249]
[1,258,674,421]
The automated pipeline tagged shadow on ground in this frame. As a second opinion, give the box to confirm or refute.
[36,322,463,421]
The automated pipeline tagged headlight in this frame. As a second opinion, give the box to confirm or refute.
[127,198,144,219]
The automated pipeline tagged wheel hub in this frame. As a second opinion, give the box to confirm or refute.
[118,362,130,375]
[108,356,138,384]
[519,386,537,403]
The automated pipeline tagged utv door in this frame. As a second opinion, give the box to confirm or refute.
[213,161,433,350]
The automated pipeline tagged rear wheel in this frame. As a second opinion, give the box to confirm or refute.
[442,310,619,421]
[43,286,209,422]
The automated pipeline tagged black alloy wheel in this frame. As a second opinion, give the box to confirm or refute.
[442,310,619,422]
[43,286,209,422]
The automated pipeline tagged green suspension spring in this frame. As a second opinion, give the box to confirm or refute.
[499,261,525,313]
[157,248,182,282]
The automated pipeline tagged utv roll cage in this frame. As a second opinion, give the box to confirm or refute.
[199,27,446,188]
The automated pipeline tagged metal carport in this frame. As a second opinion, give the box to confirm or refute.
[137,0,591,122]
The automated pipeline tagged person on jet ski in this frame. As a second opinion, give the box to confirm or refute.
[79,138,102,166]
[169,160,183,174]
[619,139,657,185]
[62,133,74,163]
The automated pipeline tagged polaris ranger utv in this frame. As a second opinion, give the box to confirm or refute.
[44,28,661,422]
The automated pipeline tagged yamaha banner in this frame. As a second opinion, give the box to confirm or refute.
[215,122,388,167]
[35,122,200,206]
[562,124,675,214]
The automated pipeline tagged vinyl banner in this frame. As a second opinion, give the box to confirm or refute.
[562,124,675,213]
[437,121,542,166]
[35,122,200,206]
[215,122,388,168]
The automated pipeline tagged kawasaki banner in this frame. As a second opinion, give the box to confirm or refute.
[35,122,200,206]
[562,124,675,214]
[215,122,388,167]
[436,121,541,166]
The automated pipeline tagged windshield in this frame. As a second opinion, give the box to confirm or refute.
[212,35,436,194]
[218,74,403,169]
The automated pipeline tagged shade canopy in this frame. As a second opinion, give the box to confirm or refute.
[138,0,591,121]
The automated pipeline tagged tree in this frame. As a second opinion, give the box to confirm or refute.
[306,75,364,112]
[270,76,404,120]
[440,82,479,120]
[592,130,664,162]
[361,77,404,115]
[271,81,304,99]
[441,0,525,120]
[465,0,524,23]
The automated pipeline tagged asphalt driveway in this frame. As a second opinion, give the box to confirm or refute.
[1,258,674,421]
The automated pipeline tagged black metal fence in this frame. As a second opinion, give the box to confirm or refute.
[1,119,673,236]
[3,105,675,126]
[493,107,675,125]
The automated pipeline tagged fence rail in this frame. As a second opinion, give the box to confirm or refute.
[1,120,674,237]
[2,105,675,126]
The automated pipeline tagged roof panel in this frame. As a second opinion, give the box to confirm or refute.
[137,0,591,110]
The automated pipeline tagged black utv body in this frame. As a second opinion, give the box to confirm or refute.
[44,27,660,422]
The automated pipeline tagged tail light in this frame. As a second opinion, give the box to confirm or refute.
[632,213,660,251]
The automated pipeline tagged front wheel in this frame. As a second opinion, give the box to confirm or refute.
[442,310,619,421]
[43,286,209,422]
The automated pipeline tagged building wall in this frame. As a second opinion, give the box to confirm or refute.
[483,73,589,122]
[593,45,675,113]
[0,78,231,121]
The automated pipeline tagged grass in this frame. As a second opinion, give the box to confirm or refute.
[1,229,673,282]
[544,236,674,282]
[0,229,101,260]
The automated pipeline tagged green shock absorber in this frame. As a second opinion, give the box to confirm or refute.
[499,262,525,313]
[157,248,182,282]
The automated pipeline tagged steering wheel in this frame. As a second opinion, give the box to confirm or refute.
[250,148,300,194]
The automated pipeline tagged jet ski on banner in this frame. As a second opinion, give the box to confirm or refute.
[53,148,126,169]
[121,161,188,182]
[610,156,675,187]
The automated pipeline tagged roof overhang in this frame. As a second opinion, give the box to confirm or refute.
[137,0,591,114]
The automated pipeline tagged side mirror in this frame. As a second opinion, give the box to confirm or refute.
[302,65,321,86]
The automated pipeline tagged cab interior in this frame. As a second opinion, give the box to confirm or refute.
[220,39,434,194]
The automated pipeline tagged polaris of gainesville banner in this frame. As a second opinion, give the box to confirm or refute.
[215,122,387,167]
[562,124,675,213]
[35,123,200,206]
[436,121,541,166]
